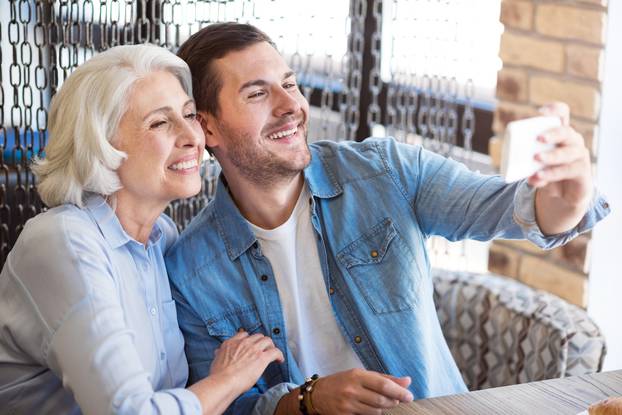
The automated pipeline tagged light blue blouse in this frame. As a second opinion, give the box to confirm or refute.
[0,196,202,414]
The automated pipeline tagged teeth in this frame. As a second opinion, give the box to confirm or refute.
[169,159,198,171]
[267,127,297,140]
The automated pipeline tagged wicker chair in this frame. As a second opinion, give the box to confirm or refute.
[432,268,606,390]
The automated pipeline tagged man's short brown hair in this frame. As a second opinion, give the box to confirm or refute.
[177,22,275,116]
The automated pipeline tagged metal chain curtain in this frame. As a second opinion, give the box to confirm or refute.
[0,0,481,266]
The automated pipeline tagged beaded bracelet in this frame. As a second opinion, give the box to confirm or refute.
[298,374,320,415]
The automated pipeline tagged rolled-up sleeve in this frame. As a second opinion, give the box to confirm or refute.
[249,383,297,415]
[513,181,611,249]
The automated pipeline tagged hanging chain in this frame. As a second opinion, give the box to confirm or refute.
[367,0,382,134]
[0,0,484,259]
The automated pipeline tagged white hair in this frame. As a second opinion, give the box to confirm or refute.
[32,44,193,208]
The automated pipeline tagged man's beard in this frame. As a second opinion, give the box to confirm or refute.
[216,119,311,188]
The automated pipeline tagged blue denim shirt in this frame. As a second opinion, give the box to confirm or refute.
[165,138,610,415]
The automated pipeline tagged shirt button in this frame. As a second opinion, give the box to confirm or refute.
[370,250,379,258]
[150,307,157,316]
[354,336,362,344]
[260,274,269,282]
[603,202,610,209]
[272,327,281,335]
[160,352,166,360]
[329,287,335,295]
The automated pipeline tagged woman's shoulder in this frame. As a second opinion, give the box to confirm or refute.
[3,204,113,337]
[16,204,103,251]
[155,212,179,253]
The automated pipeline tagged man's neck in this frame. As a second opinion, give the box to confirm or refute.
[224,170,305,230]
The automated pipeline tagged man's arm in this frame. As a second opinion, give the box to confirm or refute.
[530,103,594,235]
[372,108,608,248]
[274,370,413,415]
[170,283,268,415]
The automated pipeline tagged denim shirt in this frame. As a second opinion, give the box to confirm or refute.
[165,138,610,415]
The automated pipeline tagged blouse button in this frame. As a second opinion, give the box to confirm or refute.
[272,327,281,335]
[354,336,362,344]
[150,307,157,316]
[260,274,269,282]
[329,287,335,295]
[370,250,379,258]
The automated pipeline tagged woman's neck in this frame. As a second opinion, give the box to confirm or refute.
[112,192,168,245]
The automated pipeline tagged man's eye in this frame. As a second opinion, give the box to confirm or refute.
[248,91,266,99]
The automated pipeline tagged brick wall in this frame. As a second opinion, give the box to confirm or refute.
[488,0,608,307]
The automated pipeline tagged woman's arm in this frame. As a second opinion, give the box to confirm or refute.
[10,211,281,415]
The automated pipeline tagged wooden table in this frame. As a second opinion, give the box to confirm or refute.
[385,371,622,415]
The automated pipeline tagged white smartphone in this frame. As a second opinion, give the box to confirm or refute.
[500,116,561,183]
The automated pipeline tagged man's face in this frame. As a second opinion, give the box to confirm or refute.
[201,41,311,186]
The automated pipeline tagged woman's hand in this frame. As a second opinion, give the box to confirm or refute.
[188,331,284,415]
[209,331,285,395]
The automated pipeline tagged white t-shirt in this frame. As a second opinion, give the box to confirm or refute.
[249,185,364,377]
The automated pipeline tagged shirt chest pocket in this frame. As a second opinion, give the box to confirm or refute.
[337,218,421,314]
[205,306,265,341]
[204,306,272,389]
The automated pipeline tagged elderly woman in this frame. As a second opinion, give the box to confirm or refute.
[0,45,283,414]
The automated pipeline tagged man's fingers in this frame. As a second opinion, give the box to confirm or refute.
[381,374,412,389]
[356,387,401,409]
[539,102,570,126]
[530,159,586,185]
[535,145,587,166]
[362,373,414,402]
[538,126,584,146]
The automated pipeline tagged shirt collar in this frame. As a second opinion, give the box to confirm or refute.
[212,177,259,261]
[212,145,342,261]
[303,144,343,199]
[85,194,163,249]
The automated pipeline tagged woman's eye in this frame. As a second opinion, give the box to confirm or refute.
[284,82,296,89]
[149,120,167,129]
[184,112,197,120]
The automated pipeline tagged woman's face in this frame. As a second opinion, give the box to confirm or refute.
[113,70,205,207]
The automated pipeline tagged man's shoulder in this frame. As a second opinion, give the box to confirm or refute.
[165,203,223,273]
[308,137,419,180]
[310,137,418,160]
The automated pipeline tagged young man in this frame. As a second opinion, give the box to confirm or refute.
[166,23,609,415]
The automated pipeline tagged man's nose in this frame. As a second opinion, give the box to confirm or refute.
[273,87,302,117]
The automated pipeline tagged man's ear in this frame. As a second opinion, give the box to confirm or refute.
[197,111,219,148]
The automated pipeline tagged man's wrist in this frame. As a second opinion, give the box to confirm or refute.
[274,390,302,415]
